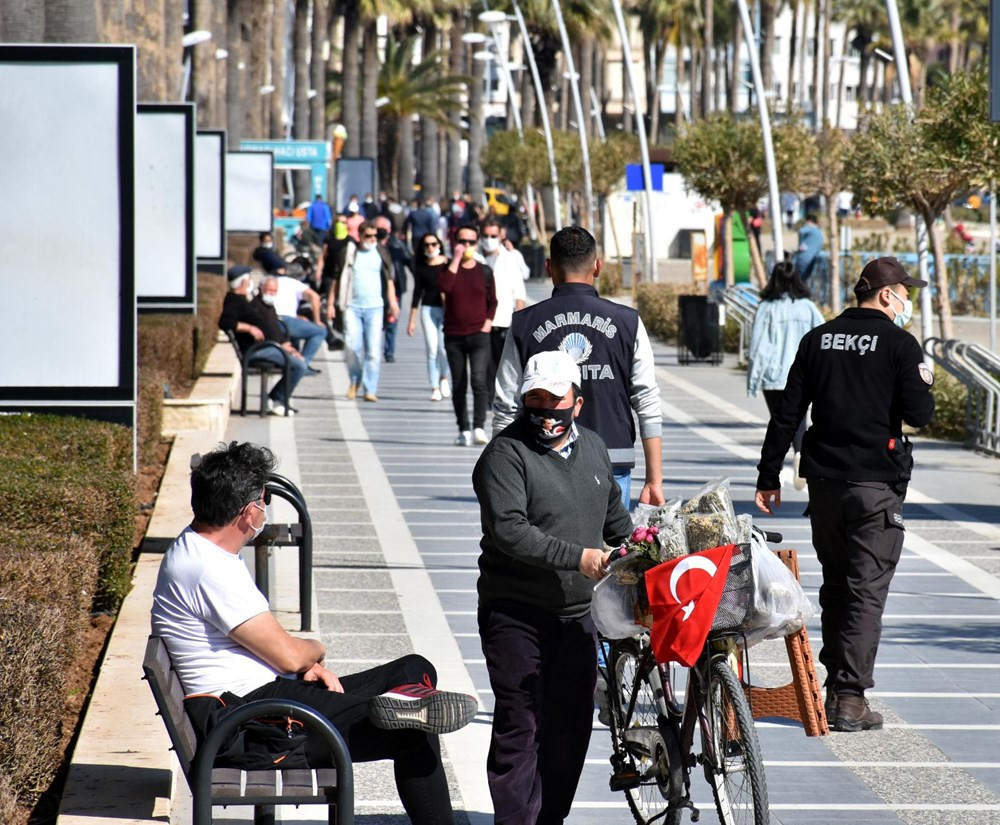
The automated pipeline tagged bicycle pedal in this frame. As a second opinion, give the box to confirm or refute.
[609,771,642,792]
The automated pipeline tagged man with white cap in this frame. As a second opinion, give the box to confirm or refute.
[472,349,632,825]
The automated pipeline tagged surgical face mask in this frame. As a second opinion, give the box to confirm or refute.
[888,289,913,328]
[482,237,500,253]
[523,404,575,443]
[249,500,268,540]
[260,293,276,306]
[263,242,273,249]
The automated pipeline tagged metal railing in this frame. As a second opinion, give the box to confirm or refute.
[925,338,1000,456]
[720,284,761,366]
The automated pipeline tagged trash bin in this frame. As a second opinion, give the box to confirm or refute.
[677,295,723,365]
[519,242,546,279]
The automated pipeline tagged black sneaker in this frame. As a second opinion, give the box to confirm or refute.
[369,678,478,735]
[824,690,838,723]
[833,694,883,732]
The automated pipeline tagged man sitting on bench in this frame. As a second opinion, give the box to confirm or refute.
[150,441,477,825]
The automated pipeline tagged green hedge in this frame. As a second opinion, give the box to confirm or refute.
[0,529,100,804]
[636,283,740,354]
[926,368,970,442]
[0,415,135,612]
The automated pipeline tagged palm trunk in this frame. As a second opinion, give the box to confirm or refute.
[787,1,799,111]
[468,51,487,203]
[729,17,742,114]
[310,0,328,140]
[226,0,246,147]
[675,35,686,127]
[921,210,954,339]
[724,211,735,286]
[341,0,361,157]
[702,0,713,117]
[810,0,821,129]
[293,0,311,198]
[269,0,286,138]
[399,113,415,202]
[648,41,663,144]
[826,194,841,312]
[761,0,776,94]
[44,0,98,42]
[744,210,768,287]
[446,13,464,198]
[820,0,831,125]
[0,3,45,39]
[858,36,873,104]
[360,25,379,174]
[419,21,439,201]
[192,0,216,126]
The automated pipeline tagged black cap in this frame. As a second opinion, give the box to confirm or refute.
[227,265,252,284]
[854,257,928,296]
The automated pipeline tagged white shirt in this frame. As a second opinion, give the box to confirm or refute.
[272,276,309,317]
[150,527,287,696]
[486,247,528,328]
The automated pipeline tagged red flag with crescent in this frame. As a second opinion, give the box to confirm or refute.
[644,544,734,666]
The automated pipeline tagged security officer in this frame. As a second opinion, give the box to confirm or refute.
[492,226,664,509]
[754,256,935,732]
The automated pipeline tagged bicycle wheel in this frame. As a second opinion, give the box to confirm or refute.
[702,660,769,825]
[606,639,684,825]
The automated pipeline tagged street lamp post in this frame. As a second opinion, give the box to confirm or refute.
[885,0,933,359]
[511,0,562,231]
[609,0,656,281]
[550,0,595,230]
[734,0,783,265]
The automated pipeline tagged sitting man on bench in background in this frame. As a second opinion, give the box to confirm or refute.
[150,441,477,825]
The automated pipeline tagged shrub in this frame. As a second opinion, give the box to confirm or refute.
[598,262,623,297]
[0,530,99,805]
[925,367,969,442]
[0,415,135,611]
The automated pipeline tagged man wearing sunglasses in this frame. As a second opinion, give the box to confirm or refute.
[151,441,477,824]
[326,220,399,401]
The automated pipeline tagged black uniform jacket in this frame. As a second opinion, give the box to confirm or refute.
[756,307,934,491]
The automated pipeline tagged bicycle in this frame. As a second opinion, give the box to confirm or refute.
[598,540,774,825]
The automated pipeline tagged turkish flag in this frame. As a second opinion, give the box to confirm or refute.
[645,544,734,667]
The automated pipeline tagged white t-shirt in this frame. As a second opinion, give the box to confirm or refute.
[150,527,287,696]
[273,276,308,317]
[486,247,528,328]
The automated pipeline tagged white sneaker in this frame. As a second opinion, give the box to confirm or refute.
[440,378,452,399]
[793,452,807,491]
[455,430,471,447]
[268,401,296,417]
[431,388,443,402]
[473,427,488,445]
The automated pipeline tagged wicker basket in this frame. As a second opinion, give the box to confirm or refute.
[710,543,756,633]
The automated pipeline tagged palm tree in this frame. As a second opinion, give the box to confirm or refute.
[340,0,362,156]
[311,0,329,142]
[377,33,467,197]
[293,0,311,196]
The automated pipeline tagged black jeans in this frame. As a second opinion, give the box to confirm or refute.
[445,331,490,430]
[487,326,509,407]
[243,654,454,825]
[763,389,807,454]
[479,604,598,825]
[807,479,905,696]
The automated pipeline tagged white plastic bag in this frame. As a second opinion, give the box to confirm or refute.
[741,533,816,648]
[592,575,647,639]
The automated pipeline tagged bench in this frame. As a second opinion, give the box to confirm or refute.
[225,330,295,417]
[142,636,354,825]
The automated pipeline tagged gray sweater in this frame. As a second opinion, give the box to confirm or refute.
[472,418,633,617]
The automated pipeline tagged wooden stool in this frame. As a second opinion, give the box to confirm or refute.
[744,549,829,736]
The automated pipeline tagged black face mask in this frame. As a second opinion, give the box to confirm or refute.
[523,405,574,443]
[376,228,389,241]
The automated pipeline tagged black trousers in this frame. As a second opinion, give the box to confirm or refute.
[762,389,807,454]
[487,326,509,407]
[445,331,490,430]
[479,604,598,825]
[243,654,453,825]
[807,479,905,696]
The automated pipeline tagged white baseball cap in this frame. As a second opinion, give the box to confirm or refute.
[520,350,582,397]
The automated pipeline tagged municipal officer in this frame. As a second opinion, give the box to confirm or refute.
[754,256,935,732]
[492,226,663,509]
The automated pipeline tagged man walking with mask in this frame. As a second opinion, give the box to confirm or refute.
[755,257,935,732]
[473,350,632,825]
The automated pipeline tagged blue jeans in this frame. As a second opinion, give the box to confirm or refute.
[280,315,326,365]
[613,468,632,512]
[344,305,383,395]
[384,317,398,359]
[420,304,450,388]
[248,348,306,405]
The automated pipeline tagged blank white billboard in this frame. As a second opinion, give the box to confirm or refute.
[136,103,195,312]
[195,129,225,261]
[0,44,135,423]
[225,151,273,233]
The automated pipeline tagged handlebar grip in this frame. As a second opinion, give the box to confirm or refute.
[762,530,783,544]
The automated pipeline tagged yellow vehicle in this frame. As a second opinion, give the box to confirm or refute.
[484,186,510,216]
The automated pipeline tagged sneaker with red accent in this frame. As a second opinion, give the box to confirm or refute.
[368,677,478,734]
